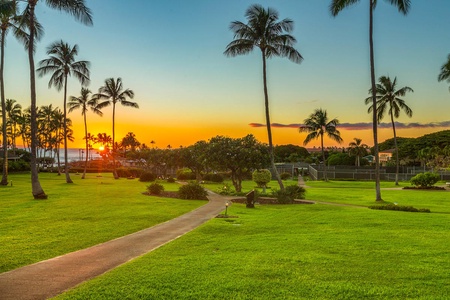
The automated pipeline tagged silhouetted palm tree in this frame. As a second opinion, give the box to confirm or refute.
[366,75,413,185]
[348,138,369,167]
[94,78,138,179]
[20,0,92,198]
[300,108,343,181]
[438,54,450,91]
[4,99,22,156]
[68,87,102,179]
[224,4,303,191]
[37,40,90,183]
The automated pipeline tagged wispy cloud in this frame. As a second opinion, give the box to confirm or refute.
[249,121,450,130]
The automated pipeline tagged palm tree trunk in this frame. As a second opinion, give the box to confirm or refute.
[369,0,382,201]
[82,113,88,179]
[63,76,73,183]
[321,133,327,181]
[390,111,399,185]
[28,3,47,199]
[261,51,284,191]
[112,102,118,179]
[1,29,8,185]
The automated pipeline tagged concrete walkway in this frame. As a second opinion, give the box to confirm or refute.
[0,191,230,300]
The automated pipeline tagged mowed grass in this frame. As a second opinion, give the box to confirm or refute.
[0,173,205,272]
[56,203,450,299]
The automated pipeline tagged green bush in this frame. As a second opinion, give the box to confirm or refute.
[166,177,176,183]
[369,204,430,213]
[216,183,235,195]
[202,173,224,183]
[410,172,440,188]
[139,172,157,182]
[147,182,164,195]
[280,172,292,180]
[178,182,208,200]
[176,168,196,180]
[272,185,306,204]
[252,169,271,188]
[116,167,131,178]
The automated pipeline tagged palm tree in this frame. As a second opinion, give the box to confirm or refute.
[438,54,450,91]
[37,40,90,184]
[20,0,92,198]
[348,138,369,167]
[5,99,21,156]
[68,87,102,179]
[224,4,303,192]
[93,78,138,179]
[330,0,410,200]
[300,108,343,181]
[365,75,413,185]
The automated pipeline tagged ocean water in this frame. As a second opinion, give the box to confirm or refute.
[36,148,101,162]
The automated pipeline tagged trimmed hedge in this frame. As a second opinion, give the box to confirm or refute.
[369,204,430,213]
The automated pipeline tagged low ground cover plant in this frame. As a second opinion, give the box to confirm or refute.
[369,204,430,213]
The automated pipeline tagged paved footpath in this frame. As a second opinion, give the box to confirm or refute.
[0,191,230,300]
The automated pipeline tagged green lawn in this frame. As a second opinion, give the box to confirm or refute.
[55,202,450,299]
[0,173,205,272]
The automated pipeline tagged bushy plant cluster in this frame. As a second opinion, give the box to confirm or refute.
[116,167,144,178]
[176,168,196,180]
[139,172,157,182]
[410,172,440,188]
[272,185,306,204]
[147,182,165,195]
[7,160,30,172]
[202,173,224,183]
[166,177,176,183]
[369,204,430,213]
[216,183,235,195]
[252,169,271,188]
[280,172,292,180]
[178,182,208,200]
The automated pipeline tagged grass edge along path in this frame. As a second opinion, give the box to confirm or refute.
[0,190,230,300]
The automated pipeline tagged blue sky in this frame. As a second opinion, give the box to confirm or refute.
[5,0,450,148]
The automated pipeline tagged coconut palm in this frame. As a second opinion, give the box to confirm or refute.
[19,0,92,198]
[93,78,138,179]
[438,54,450,91]
[68,87,102,179]
[348,138,369,167]
[365,75,413,185]
[300,108,343,181]
[224,4,303,191]
[37,40,90,184]
[5,99,21,156]
[330,0,410,200]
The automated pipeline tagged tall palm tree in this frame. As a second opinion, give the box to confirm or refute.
[300,108,343,181]
[224,4,303,192]
[93,78,138,179]
[20,0,92,198]
[438,54,450,91]
[365,75,413,185]
[348,138,369,167]
[330,0,410,200]
[68,87,102,179]
[37,40,90,184]
[5,99,21,156]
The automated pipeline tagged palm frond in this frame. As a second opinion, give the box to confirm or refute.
[329,0,361,17]
[45,0,93,26]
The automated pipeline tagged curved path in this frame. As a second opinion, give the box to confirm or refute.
[0,191,230,300]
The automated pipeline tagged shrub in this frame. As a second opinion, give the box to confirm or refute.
[410,172,440,188]
[280,172,292,180]
[176,168,196,180]
[178,182,208,200]
[252,169,271,188]
[272,185,306,204]
[202,173,224,183]
[369,204,430,213]
[116,167,131,178]
[147,182,164,195]
[216,183,235,195]
[139,172,157,182]
[166,177,176,183]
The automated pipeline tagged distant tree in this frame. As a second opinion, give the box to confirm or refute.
[4,99,22,155]
[348,138,369,167]
[366,75,413,185]
[179,140,208,181]
[120,132,140,157]
[68,87,102,178]
[330,0,411,201]
[327,152,355,166]
[207,135,270,192]
[93,78,138,179]
[273,144,309,163]
[224,4,303,192]
[438,54,450,91]
[37,40,90,184]
[300,108,343,181]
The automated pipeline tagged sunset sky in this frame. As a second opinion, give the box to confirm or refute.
[5,0,450,149]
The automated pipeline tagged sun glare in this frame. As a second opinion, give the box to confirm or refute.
[99,146,104,151]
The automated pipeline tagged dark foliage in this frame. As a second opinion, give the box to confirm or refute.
[202,173,224,183]
[178,182,208,200]
[147,182,165,195]
[139,172,157,182]
[369,204,430,213]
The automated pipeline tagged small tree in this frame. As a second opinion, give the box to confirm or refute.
[410,172,440,189]
[252,169,271,193]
